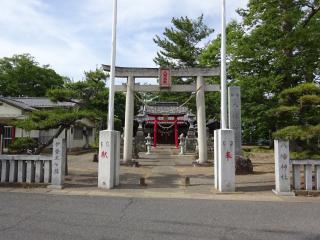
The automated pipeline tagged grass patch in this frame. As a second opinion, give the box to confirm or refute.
[250,146,273,153]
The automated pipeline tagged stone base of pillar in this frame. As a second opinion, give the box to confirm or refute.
[98,130,120,189]
[217,129,236,192]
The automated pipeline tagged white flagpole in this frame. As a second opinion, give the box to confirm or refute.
[221,0,227,129]
[107,0,118,130]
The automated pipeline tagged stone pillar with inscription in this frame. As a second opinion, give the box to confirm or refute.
[228,86,242,156]
[217,129,235,192]
[273,140,294,195]
[98,130,120,189]
[49,138,66,189]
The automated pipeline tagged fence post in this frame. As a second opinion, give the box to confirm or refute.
[43,161,51,184]
[9,160,18,183]
[1,160,9,182]
[304,164,313,191]
[273,140,294,195]
[48,138,66,189]
[292,164,301,190]
[35,161,44,183]
[17,161,26,182]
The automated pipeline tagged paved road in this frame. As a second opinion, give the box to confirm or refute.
[0,192,319,240]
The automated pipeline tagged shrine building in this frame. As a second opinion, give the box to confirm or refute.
[135,102,195,148]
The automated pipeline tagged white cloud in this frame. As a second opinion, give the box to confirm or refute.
[0,0,100,80]
[0,0,248,81]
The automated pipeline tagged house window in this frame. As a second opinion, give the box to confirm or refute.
[3,126,15,148]
[73,127,83,140]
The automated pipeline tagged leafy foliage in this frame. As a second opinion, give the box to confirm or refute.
[8,137,38,154]
[199,0,320,144]
[153,15,214,67]
[13,68,126,153]
[0,54,65,97]
[273,125,320,141]
[271,83,320,151]
[47,68,127,131]
[14,108,94,131]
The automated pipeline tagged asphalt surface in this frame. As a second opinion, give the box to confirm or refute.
[0,192,319,240]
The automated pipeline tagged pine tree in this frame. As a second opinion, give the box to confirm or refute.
[271,83,320,154]
[153,15,214,67]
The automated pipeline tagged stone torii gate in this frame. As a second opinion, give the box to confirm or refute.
[103,65,220,165]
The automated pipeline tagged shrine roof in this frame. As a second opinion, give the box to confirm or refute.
[145,102,188,116]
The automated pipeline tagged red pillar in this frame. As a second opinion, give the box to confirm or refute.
[174,116,178,148]
[153,116,158,147]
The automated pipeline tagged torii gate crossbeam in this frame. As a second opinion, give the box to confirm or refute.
[103,65,220,165]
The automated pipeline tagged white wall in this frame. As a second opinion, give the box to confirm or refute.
[15,128,39,138]
[39,126,96,150]
[0,102,24,119]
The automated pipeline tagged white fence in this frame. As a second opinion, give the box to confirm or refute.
[0,138,65,188]
[274,140,320,195]
[0,155,52,184]
[291,159,320,191]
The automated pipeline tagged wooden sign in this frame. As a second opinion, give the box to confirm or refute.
[159,68,171,88]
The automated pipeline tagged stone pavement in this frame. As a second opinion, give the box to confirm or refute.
[0,145,319,203]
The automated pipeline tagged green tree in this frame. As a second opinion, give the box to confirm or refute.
[199,21,245,122]
[271,83,320,154]
[0,54,65,97]
[200,1,320,143]
[14,68,126,154]
[15,108,93,154]
[153,14,214,67]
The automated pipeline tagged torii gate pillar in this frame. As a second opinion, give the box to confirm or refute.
[123,76,135,164]
[196,76,208,164]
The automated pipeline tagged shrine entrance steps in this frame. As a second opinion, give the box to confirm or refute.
[119,145,217,192]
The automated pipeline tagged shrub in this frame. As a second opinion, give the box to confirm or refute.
[9,137,38,154]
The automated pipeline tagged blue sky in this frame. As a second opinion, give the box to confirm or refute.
[0,0,248,83]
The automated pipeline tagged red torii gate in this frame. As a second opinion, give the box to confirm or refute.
[146,114,185,148]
